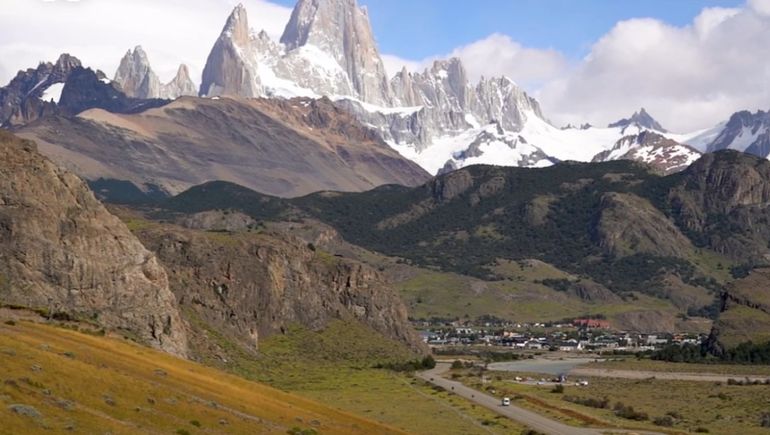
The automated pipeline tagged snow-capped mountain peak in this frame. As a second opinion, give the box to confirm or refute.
[609,107,667,133]
[592,131,701,174]
[707,110,770,156]
[279,0,392,105]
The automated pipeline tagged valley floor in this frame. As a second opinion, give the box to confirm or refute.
[449,359,770,435]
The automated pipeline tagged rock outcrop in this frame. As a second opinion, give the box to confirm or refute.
[593,192,694,258]
[0,131,187,356]
[667,150,770,261]
[134,223,426,354]
[706,268,770,353]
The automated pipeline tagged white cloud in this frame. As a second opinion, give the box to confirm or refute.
[537,5,770,132]
[446,34,567,88]
[380,33,566,91]
[376,4,770,133]
[0,0,291,86]
[380,53,426,78]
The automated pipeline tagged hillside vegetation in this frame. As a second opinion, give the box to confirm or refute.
[0,321,400,435]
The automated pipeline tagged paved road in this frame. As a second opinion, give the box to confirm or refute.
[417,363,662,435]
[570,367,770,383]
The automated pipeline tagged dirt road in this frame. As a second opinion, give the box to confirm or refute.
[418,363,662,435]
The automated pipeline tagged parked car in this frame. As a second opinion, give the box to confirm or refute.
[502,397,511,406]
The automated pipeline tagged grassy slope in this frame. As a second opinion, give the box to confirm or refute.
[184,315,526,434]
[0,321,400,435]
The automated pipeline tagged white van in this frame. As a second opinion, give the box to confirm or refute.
[502,397,511,406]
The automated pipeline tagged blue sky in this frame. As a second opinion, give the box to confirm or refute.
[273,0,743,60]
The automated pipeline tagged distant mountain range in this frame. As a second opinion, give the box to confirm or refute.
[0,0,769,194]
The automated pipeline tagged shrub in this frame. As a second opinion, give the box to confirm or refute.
[176,430,191,435]
[421,355,436,369]
[695,427,710,433]
[189,420,201,427]
[451,360,464,369]
[564,396,609,409]
[613,402,648,421]
[761,412,770,428]
[653,416,674,427]
[551,384,564,394]
[3,320,15,326]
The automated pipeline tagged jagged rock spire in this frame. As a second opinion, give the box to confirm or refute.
[280,0,392,105]
[200,4,262,97]
[114,45,160,99]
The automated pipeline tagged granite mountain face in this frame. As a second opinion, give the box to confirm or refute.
[0,130,189,356]
[113,46,197,100]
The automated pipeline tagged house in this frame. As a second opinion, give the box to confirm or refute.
[525,340,544,350]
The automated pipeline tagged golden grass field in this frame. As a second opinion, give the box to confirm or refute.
[0,321,402,435]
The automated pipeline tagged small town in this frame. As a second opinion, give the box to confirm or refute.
[417,317,705,352]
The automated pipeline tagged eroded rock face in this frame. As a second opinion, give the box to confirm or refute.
[0,131,187,356]
[134,224,426,354]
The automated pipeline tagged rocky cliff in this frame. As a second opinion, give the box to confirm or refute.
[0,131,187,356]
[667,150,770,262]
[132,217,426,355]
